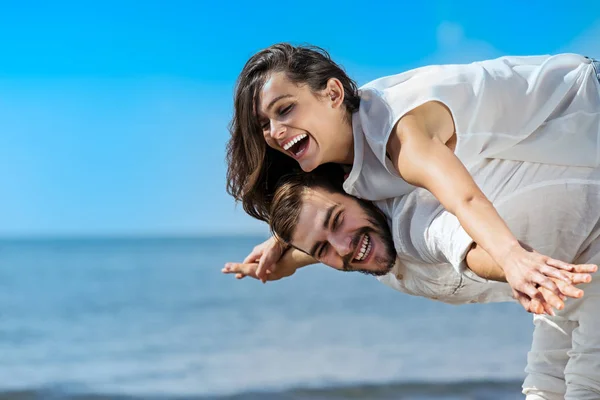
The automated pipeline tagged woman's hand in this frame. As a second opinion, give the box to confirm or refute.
[506,247,597,314]
[240,236,288,283]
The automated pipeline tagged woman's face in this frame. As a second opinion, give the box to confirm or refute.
[257,72,352,172]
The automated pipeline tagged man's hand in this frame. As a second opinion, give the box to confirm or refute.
[223,262,260,280]
[222,261,288,281]
[241,236,288,283]
[513,266,596,315]
[223,246,317,282]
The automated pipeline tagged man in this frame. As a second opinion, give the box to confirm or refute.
[224,157,600,399]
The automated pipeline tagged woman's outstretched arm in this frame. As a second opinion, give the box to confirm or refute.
[387,101,594,301]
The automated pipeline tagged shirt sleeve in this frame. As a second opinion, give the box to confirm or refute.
[423,209,474,273]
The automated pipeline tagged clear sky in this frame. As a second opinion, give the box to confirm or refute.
[0,0,598,237]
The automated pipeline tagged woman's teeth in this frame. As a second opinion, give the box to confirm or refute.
[354,234,371,262]
[283,134,307,151]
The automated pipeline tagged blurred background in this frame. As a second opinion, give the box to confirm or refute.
[0,1,598,399]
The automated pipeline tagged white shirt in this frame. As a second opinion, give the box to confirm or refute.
[344,53,600,201]
[375,159,600,304]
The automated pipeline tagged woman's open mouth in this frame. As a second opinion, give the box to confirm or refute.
[353,233,373,263]
[282,134,309,159]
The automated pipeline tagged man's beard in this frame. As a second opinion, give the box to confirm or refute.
[341,200,397,276]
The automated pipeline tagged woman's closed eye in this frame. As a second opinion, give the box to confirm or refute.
[278,104,293,116]
[260,104,293,131]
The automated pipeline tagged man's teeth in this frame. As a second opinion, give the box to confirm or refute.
[283,134,307,151]
[354,234,371,262]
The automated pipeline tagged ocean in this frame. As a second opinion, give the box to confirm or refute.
[0,236,533,399]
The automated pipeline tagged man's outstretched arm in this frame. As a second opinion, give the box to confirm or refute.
[222,247,317,281]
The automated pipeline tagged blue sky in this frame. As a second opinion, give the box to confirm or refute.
[0,0,598,237]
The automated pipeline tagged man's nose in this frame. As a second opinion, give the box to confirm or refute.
[329,233,353,258]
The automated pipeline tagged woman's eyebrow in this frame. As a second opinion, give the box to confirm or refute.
[265,94,293,112]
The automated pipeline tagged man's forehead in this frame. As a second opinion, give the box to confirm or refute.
[291,188,339,245]
[302,188,340,206]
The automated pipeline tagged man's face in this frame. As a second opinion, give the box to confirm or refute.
[291,187,397,276]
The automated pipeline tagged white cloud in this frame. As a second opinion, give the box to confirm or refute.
[423,21,502,65]
[436,21,465,49]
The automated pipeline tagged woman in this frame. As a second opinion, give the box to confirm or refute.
[226,43,600,300]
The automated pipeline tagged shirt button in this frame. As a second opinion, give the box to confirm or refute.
[395,273,404,280]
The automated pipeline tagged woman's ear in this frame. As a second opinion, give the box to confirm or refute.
[326,78,345,108]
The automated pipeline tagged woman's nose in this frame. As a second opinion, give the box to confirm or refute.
[270,121,286,140]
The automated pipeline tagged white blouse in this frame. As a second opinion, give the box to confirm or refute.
[344,53,600,201]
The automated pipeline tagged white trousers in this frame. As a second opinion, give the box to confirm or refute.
[523,246,600,400]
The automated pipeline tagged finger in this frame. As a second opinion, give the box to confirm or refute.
[223,262,246,274]
[256,244,277,279]
[530,272,561,294]
[513,291,532,312]
[256,256,270,282]
[244,238,277,264]
[222,263,237,274]
[529,296,546,315]
[224,262,260,279]
[516,271,557,298]
[257,249,281,282]
[261,250,282,271]
[520,280,544,300]
[544,258,574,271]
[532,291,556,316]
[553,279,584,299]
[563,272,592,285]
[539,265,572,283]
[243,250,262,264]
[537,287,564,311]
[514,290,544,315]
[570,263,599,273]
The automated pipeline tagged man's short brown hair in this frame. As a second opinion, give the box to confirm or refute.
[269,165,345,244]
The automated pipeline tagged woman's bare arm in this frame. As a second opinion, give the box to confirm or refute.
[386,101,581,301]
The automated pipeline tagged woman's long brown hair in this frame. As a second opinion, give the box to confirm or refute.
[226,43,359,222]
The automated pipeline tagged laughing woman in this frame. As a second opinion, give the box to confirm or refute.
[226,43,600,300]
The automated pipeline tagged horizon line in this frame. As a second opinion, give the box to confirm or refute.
[0,232,270,242]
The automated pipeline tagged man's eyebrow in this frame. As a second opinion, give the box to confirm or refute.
[266,94,293,112]
[322,204,337,230]
[307,204,337,258]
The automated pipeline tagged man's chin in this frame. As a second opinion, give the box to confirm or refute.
[350,260,394,277]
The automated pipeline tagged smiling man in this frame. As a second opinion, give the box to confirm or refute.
[272,174,397,277]
[266,167,590,308]
[224,157,600,399]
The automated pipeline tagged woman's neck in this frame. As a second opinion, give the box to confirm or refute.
[333,117,355,166]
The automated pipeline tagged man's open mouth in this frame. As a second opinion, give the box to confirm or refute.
[282,134,309,158]
[353,233,372,262]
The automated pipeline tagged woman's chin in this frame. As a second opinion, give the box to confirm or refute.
[299,158,319,172]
